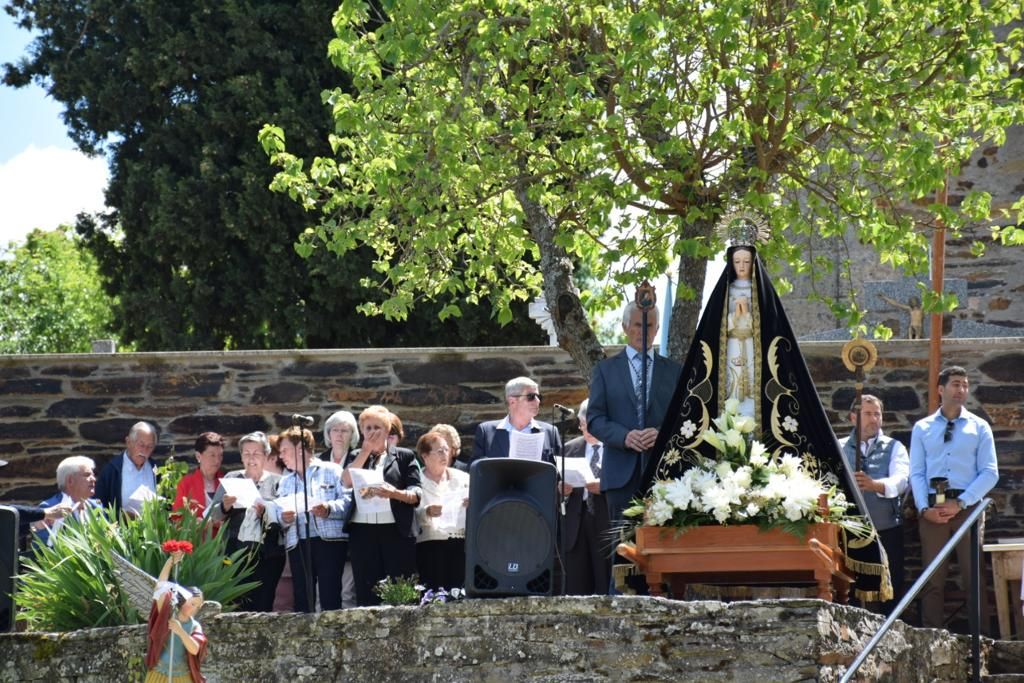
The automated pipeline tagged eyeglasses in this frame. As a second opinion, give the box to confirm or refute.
[513,393,542,402]
[943,420,955,443]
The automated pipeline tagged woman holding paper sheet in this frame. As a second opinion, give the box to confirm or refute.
[415,432,469,591]
[208,431,284,611]
[274,426,352,612]
[172,432,225,520]
[343,405,422,606]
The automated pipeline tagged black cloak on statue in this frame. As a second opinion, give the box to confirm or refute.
[639,245,891,601]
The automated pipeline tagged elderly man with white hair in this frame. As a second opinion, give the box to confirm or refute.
[96,421,159,515]
[34,456,100,546]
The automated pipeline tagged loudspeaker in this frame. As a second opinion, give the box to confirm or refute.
[0,506,18,632]
[465,458,556,597]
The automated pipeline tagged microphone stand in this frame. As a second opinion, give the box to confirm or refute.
[553,405,573,597]
[291,418,315,612]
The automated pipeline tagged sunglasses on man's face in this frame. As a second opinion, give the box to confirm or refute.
[944,420,955,443]
[514,393,542,402]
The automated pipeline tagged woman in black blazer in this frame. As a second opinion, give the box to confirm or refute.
[342,405,422,606]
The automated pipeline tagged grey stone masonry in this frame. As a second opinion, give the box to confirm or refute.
[0,597,976,682]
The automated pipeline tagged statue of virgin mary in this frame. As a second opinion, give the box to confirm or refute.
[639,216,892,602]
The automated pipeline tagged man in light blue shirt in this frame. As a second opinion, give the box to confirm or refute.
[910,365,998,630]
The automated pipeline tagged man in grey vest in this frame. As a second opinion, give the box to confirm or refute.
[838,394,909,614]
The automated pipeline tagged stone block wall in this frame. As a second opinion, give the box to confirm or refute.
[780,119,1024,338]
[0,597,974,682]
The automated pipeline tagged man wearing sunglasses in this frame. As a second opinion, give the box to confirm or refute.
[470,376,561,464]
[910,365,998,631]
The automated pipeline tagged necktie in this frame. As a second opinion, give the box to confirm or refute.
[586,444,602,510]
[589,444,602,479]
[631,353,647,425]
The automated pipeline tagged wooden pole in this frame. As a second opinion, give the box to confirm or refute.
[928,173,948,413]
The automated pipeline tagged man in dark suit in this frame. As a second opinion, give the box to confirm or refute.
[587,302,683,524]
[95,421,159,515]
[560,399,610,595]
[470,376,561,465]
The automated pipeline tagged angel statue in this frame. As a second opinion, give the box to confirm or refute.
[111,542,210,683]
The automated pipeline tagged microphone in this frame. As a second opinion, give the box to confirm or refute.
[553,404,575,417]
[290,414,315,427]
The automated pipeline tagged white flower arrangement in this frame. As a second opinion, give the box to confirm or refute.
[626,398,868,538]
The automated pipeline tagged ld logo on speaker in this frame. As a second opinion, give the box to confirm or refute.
[507,562,520,573]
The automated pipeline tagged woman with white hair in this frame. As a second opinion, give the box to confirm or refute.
[209,431,284,611]
[319,411,360,465]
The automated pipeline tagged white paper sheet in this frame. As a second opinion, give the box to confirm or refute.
[218,477,261,509]
[553,456,598,488]
[437,487,468,532]
[508,430,545,461]
[274,492,325,515]
[348,468,392,514]
[125,484,157,515]
[45,493,75,545]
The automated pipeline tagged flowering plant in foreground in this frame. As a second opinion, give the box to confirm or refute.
[624,399,869,539]
[161,539,194,554]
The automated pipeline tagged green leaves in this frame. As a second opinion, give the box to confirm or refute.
[261,0,1023,360]
[17,499,256,631]
[0,227,117,354]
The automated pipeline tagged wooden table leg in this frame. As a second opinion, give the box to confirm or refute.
[647,572,665,597]
[994,571,1012,640]
[814,569,832,601]
[834,576,850,605]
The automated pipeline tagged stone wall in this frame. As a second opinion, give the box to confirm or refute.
[1,339,1022,625]
[781,121,1024,338]
[0,597,974,682]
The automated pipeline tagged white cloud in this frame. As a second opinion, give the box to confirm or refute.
[0,145,109,246]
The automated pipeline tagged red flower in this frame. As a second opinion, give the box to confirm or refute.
[161,540,194,554]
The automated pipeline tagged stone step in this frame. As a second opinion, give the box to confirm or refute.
[988,640,1024,675]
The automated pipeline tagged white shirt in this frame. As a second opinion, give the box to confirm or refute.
[119,452,156,512]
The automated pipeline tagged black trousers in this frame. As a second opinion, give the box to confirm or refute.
[416,538,465,592]
[564,505,611,596]
[348,522,417,606]
[288,537,347,612]
[241,551,287,612]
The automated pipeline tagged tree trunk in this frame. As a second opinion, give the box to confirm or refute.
[667,249,707,363]
[514,185,606,381]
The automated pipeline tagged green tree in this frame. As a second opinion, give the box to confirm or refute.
[262,0,1023,377]
[4,0,545,350]
[0,226,117,354]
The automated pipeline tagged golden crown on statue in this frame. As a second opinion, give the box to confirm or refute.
[716,208,771,247]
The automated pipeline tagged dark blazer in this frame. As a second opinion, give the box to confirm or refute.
[587,349,682,494]
[34,492,102,546]
[344,445,422,538]
[469,419,562,465]
[559,436,609,551]
[95,451,159,514]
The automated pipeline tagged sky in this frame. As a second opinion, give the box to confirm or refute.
[0,14,109,247]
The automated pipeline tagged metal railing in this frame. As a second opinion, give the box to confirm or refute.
[841,497,991,683]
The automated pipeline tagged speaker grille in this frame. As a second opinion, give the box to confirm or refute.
[475,498,552,576]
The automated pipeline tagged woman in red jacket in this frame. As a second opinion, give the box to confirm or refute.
[172,432,225,519]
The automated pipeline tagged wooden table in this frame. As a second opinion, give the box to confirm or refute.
[618,524,853,603]
[983,542,1024,640]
